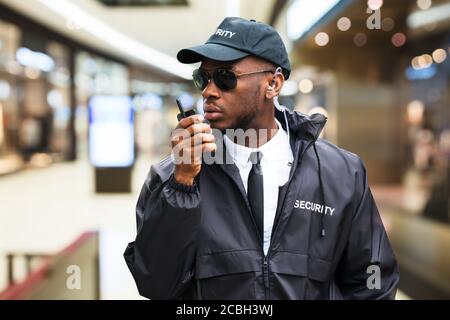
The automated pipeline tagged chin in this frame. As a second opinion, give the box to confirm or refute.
[208,119,230,131]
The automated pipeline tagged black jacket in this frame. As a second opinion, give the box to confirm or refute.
[124,108,399,300]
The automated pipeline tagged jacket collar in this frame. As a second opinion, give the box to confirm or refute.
[274,107,327,142]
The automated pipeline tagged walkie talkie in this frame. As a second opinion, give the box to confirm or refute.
[175,98,215,157]
[176,99,197,121]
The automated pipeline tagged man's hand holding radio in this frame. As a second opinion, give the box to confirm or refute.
[171,114,216,186]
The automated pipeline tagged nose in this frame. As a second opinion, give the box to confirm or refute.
[202,76,221,101]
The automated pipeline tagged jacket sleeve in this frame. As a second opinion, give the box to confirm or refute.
[335,158,400,299]
[123,163,201,299]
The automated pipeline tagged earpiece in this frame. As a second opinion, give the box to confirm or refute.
[268,67,283,92]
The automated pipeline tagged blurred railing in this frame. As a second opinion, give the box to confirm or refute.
[6,253,51,287]
[0,231,100,300]
[389,213,450,299]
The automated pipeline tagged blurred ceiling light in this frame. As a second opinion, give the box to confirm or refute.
[432,48,447,63]
[413,55,426,69]
[407,2,450,29]
[315,32,329,46]
[0,80,11,101]
[24,67,41,79]
[412,54,433,69]
[37,0,194,79]
[381,18,395,31]
[47,90,64,108]
[417,0,432,10]
[280,80,298,96]
[367,0,383,10]
[287,0,341,40]
[298,79,314,94]
[66,21,78,31]
[411,56,421,69]
[5,60,22,75]
[407,100,424,124]
[16,47,55,72]
[66,17,82,30]
[353,33,367,47]
[337,17,351,31]
[392,33,406,47]
[421,54,433,67]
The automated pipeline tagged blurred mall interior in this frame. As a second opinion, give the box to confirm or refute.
[0,0,449,300]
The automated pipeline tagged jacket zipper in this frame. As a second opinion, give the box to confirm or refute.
[250,212,269,299]
[263,141,315,298]
[242,191,269,299]
[263,256,269,299]
[217,161,269,298]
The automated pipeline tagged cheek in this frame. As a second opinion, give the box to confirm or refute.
[220,94,238,115]
[220,85,260,118]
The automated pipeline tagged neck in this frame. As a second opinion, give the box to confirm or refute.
[227,116,278,148]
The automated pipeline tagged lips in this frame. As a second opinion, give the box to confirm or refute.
[204,104,223,121]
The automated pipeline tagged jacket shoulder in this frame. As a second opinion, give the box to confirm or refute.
[313,139,365,175]
[144,154,174,190]
[313,139,368,209]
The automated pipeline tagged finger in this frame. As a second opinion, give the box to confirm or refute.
[171,128,190,147]
[194,143,217,161]
[176,114,205,129]
[202,142,217,154]
[189,144,206,164]
[172,129,214,149]
[173,143,203,165]
[186,123,212,136]
[189,133,215,147]
[173,121,210,137]
[186,143,217,162]
[172,124,211,145]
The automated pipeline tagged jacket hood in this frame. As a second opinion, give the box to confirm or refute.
[274,106,329,237]
[274,107,327,142]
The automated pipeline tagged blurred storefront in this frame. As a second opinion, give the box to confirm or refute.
[0,2,201,175]
[0,18,22,174]
[130,65,200,158]
[274,0,450,298]
[277,0,450,221]
[0,3,130,174]
[0,15,75,170]
[75,51,129,157]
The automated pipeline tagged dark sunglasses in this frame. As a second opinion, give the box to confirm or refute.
[192,68,275,92]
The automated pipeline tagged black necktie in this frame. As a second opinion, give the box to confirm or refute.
[247,151,264,247]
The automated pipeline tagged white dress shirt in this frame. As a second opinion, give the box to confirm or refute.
[224,119,294,255]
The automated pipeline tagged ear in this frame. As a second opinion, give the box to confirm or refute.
[265,71,285,99]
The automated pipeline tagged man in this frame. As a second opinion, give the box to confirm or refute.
[124,17,399,300]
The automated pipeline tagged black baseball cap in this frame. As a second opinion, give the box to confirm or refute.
[177,17,291,79]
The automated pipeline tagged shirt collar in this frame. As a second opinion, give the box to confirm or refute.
[224,118,288,167]
[224,133,256,168]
